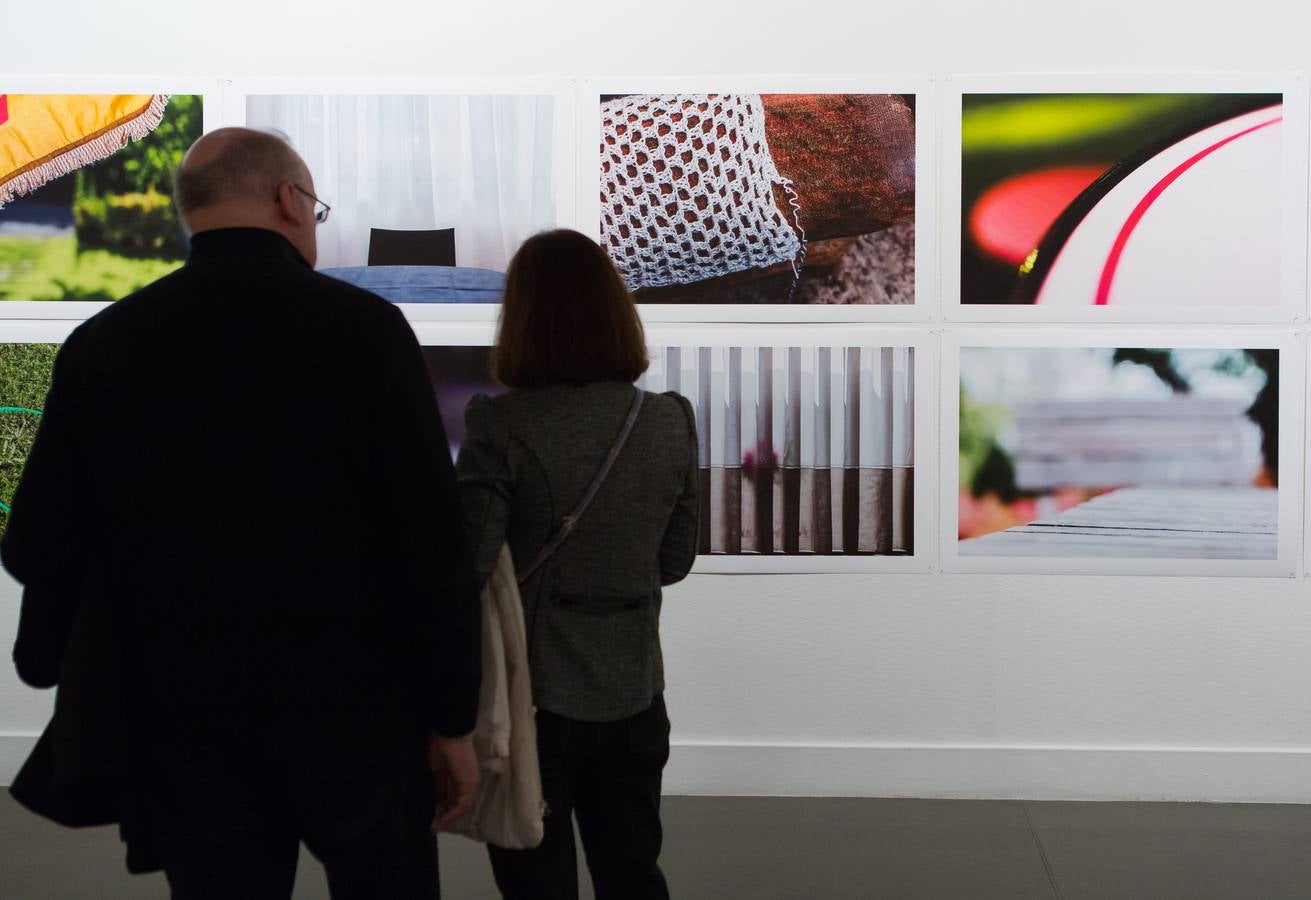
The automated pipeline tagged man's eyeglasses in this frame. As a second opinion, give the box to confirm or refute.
[291,184,331,225]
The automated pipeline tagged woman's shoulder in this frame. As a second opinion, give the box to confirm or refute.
[467,388,542,414]
[472,384,692,433]
[464,388,563,437]
[647,389,696,433]
[462,391,515,447]
[466,387,546,421]
[463,391,497,422]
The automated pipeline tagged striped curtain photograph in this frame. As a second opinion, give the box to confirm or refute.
[641,345,914,556]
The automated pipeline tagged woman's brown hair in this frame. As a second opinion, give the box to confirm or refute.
[492,229,648,387]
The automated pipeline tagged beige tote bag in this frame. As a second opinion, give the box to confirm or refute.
[453,543,545,849]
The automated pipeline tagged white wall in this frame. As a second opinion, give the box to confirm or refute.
[4,0,1311,801]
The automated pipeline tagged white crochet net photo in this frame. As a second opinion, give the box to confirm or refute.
[600,94,802,291]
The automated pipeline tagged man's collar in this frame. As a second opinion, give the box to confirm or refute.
[186,227,311,268]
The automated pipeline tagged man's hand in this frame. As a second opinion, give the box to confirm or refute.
[428,732,480,832]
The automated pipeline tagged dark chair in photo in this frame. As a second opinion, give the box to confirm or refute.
[367,228,457,267]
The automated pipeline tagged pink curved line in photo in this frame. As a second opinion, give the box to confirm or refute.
[0,95,8,128]
[1093,114,1282,306]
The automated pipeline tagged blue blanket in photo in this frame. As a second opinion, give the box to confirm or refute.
[321,265,503,303]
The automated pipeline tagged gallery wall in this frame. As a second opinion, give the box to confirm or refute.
[3,0,1311,801]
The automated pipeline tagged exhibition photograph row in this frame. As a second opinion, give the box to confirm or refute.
[0,74,1306,322]
[1,325,1304,578]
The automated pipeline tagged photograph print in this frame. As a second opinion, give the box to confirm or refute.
[0,94,202,302]
[245,93,560,307]
[642,344,914,557]
[0,342,56,538]
[957,344,1280,563]
[598,93,917,306]
[957,89,1291,312]
[421,338,916,566]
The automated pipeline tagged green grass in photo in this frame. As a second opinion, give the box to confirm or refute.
[1,343,58,535]
[0,235,182,301]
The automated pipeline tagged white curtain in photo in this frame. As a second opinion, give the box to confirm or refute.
[245,94,557,270]
[642,346,915,556]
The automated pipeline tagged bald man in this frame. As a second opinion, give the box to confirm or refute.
[4,128,481,898]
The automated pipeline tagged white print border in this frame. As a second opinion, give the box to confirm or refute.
[941,72,1308,326]
[940,326,1303,577]
[1303,334,1311,576]
[577,76,936,324]
[223,75,579,324]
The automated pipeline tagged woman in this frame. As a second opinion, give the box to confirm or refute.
[456,228,699,899]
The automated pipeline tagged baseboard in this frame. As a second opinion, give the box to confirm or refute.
[662,742,1311,803]
[5,733,1309,803]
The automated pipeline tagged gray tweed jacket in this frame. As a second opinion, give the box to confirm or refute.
[455,381,699,722]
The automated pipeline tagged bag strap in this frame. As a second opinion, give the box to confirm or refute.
[516,387,644,585]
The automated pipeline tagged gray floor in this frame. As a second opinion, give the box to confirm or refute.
[4,793,1311,898]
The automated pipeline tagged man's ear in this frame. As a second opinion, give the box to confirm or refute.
[274,181,308,228]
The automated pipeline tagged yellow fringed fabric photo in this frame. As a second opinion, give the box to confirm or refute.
[0,94,169,206]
